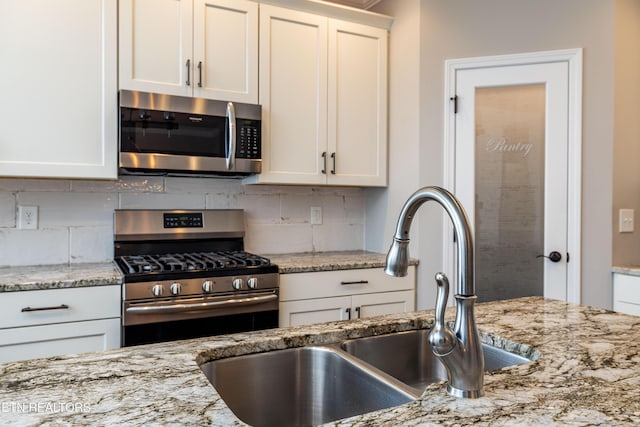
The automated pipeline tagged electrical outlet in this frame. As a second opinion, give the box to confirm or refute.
[18,205,38,230]
[619,209,634,233]
[310,206,322,225]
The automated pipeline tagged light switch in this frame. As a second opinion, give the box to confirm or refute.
[619,209,634,233]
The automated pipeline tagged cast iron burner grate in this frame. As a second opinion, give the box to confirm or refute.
[116,251,271,275]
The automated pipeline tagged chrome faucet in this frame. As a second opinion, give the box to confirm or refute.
[385,186,484,398]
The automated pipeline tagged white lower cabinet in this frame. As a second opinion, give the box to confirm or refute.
[613,273,640,316]
[0,286,121,363]
[279,267,416,327]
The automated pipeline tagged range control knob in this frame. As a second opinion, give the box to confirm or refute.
[247,277,258,289]
[151,284,163,297]
[202,280,214,293]
[232,278,243,290]
[170,282,182,295]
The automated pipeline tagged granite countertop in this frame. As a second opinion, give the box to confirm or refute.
[2,296,640,426]
[267,250,419,274]
[612,265,640,276]
[0,252,409,292]
[0,263,121,293]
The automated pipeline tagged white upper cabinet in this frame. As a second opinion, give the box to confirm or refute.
[328,20,388,186]
[0,0,117,179]
[119,0,258,104]
[252,5,328,185]
[245,3,389,187]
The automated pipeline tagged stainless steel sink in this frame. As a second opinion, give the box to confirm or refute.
[199,329,534,426]
[199,346,419,427]
[342,329,533,392]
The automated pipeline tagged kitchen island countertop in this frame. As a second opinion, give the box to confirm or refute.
[2,296,640,426]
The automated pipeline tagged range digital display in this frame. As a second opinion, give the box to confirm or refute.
[163,212,203,228]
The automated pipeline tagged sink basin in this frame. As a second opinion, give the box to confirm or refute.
[199,329,534,425]
[199,346,418,427]
[342,329,533,392]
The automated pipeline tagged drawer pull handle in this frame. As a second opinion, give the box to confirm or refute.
[21,304,69,312]
[340,280,369,285]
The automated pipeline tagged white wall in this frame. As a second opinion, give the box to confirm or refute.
[612,0,640,266]
[0,177,365,266]
[364,0,426,305]
[371,0,617,310]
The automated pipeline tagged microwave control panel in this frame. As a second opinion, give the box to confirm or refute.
[237,120,261,159]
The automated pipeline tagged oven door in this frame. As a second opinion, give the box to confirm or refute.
[122,290,279,347]
[123,290,278,326]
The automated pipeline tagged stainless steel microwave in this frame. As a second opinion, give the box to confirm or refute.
[119,90,262,176]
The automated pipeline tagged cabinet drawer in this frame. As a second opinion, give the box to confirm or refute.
[0,286,121,329]
[280,267,415,301]
[613,274,640,303]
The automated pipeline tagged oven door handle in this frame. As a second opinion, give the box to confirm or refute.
[225,101,236,170]
[125,293,277,315]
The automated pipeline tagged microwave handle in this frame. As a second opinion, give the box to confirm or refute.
[226,102,236,170]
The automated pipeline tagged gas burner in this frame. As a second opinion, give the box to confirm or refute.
[116,251,272,276]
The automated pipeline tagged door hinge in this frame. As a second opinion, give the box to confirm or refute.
[450,95,458,114]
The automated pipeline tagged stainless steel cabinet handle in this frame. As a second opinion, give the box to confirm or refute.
[345,307,351,320]
[331,152,336,174]
[225,102,236,170]
[197,61,203,87]
[21,304,69,312]
[321,152,327,174]
[340,280,369,285]
[186,59,191,86]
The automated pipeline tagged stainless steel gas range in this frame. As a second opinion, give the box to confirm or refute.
[113,209,279,346]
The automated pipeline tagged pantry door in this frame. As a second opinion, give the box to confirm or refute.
[444,50,582,303]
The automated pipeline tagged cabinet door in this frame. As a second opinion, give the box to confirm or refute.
[0,319,120,363]
[119,0,193,97]
[255,4,328,185]
[327,19,388,187]
[0,0,117,179]
[613,273,640,316]
[351,290,415,319]
[193,0,258,103]
[279,296,351,327]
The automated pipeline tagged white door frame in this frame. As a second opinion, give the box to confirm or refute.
[443,48,583,304]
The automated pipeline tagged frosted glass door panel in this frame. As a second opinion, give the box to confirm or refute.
[475,84,545,302]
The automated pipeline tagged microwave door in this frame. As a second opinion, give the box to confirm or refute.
[118,90,262,175]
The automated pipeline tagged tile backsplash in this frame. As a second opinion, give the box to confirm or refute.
[0,176,365,267]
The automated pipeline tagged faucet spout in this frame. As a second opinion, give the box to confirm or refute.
[385,186,484,398]
[385,186,474,296]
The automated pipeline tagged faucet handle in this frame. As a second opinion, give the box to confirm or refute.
[429,272,457,355]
